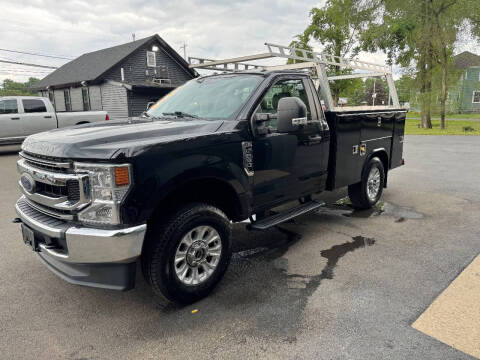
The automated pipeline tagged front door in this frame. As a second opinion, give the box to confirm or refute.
[21,98,56,136]
[251,77,326,211]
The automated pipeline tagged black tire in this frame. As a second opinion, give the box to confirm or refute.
[348,157,385,209]
[142,203,232,304]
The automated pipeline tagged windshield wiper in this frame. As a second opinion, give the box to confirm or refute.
[162,111,200,119]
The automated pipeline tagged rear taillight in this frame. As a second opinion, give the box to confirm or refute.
[106,114,109,121]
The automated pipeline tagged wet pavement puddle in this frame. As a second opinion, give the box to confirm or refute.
[318,197,424,222]
[153,221,378,341]
[233,226,376,298]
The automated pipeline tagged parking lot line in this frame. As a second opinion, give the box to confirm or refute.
[412,254,480,359]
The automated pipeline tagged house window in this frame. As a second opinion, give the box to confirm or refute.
[473,91,480,104]
[82,87,90,111]
[64,89,72,111]
[147,51,156,67]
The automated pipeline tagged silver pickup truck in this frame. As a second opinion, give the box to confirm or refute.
[0,96,109,145]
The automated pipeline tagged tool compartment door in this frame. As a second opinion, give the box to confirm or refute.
[325,111,362,189]
[390,111,406,169]
[360,111,395,163]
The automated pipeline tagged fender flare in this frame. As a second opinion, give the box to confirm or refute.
[364,148,389,187]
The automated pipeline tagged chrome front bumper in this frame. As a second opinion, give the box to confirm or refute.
[15,195,146,264]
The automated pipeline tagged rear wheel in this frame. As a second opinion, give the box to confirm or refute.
[142,203,231,304]
[348,157,385,209]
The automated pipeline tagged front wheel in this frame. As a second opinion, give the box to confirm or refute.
[348,157,385,209]
[142,203,232,304]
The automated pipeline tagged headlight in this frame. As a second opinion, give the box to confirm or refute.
[74,163,132,225]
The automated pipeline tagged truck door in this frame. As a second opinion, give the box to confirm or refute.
[21,98,57,136]
[0,98,23,142]
[251,77,327,210]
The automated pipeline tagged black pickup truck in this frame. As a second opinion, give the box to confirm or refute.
[14,70,405,303]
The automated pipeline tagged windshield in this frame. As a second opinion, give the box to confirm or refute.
[146,75,263,120]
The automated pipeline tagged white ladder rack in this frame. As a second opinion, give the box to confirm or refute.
[188,43,400,110]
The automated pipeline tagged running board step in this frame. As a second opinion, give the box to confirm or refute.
[250,200,325,230]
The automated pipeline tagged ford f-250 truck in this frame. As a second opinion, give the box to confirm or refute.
[0,96,109,146]
[14,44,406,304]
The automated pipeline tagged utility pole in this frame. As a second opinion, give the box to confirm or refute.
[132,33,136,42]
[180,42,187,61]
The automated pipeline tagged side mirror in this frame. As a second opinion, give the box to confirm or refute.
[277,97,307,133]
[146,102,155,110]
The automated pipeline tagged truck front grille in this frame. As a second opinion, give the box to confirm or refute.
[36,182,68,198]
[21,151,71,173]
[17,152,90,219]
[66,180,80,201]
[34,180,80,201]
[16,196,68,228]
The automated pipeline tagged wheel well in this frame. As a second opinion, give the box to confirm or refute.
[371,150,389,186]
[151,178,243,222]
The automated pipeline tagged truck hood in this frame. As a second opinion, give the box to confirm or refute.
[21,118,225,160]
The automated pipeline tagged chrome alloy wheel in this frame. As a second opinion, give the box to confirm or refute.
[174,225,222,286]
[366,167,381,201]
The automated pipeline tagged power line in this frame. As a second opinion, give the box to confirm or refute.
[0,64,52,72]
[0,59,57,69]
[0,72,51,75]
[0,70,51,75]
[0,48,73,60]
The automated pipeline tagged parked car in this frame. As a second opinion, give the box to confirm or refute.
[0,96,109,145]
[13,46,406,304]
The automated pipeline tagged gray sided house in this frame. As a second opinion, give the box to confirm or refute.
[448,51,480,113]
[31,35,197,119]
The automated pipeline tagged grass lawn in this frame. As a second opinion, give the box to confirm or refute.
[406,111,480,120]
[405,119,480,135]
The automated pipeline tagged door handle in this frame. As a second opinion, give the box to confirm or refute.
[309,135,322,141]
[44,115,52,119]
[11,117,20,120]
[306,135,322,146]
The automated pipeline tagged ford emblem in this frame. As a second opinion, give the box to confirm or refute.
[20,173,36,193]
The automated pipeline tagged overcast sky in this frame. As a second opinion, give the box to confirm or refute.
[0,0,475,84]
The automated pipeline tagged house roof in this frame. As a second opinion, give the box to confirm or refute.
[31,34,196,90]
[454,51,480,70]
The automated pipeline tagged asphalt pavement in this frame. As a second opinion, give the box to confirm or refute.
[1,136,479,359]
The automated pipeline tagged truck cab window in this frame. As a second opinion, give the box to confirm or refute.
[22,99,47,113]
[257,78,313,131]
[0,99,18,114]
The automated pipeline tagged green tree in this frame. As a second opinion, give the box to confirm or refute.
[300,0,379,104]
[287,33,313,65]
[361,0,433,127]
[430,0,469,128]
[361,0,480,129]
[0,78,39,96]
[339,78,365,106]
[364,78,389,106]
[395,74,416,104]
